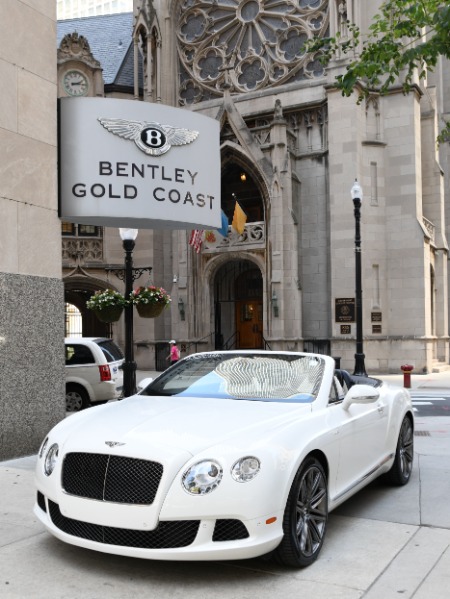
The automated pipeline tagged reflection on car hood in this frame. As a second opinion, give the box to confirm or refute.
[61,394,311,456]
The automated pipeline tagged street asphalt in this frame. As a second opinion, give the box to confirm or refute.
[1,369,450,598]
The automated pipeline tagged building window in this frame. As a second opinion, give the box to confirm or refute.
[62,222,102,238]
[177,0,329,104]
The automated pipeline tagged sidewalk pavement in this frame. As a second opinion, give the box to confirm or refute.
[376,368,450,391]
[1,370,450,598]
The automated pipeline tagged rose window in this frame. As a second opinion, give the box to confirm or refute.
[177,0,329,104]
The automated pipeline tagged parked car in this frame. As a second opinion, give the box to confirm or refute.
[64,337,124,411]
[36,351,414,567]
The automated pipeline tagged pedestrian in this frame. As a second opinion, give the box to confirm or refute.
[166,340,180,365]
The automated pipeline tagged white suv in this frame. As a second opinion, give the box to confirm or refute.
[65,337,124,411]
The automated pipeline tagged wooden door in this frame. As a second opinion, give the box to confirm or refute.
[236,300,263,349]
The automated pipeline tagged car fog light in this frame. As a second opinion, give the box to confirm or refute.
[231,456,261,482]
[182,460,223,495]
[44,444,59,476]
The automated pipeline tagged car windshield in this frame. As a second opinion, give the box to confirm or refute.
[141,353,325,403]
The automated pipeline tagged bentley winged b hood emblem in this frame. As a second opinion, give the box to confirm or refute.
[105,441,126,448]
[98,117,199,156]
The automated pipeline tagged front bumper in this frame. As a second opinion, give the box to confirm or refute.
[34,491,283,561]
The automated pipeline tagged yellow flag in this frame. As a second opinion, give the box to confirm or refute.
[232,201,247,234]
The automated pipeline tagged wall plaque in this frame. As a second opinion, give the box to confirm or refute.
[335,298,355,323]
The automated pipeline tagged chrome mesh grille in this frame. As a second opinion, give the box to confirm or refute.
[37,491,47,513]
[48,500,200,549]
[62,452,163,504]
[213,519,249,542]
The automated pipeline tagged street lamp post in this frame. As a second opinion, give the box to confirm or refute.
[351,180,367,377]
[105,230,152,397]
[119,228,138,397]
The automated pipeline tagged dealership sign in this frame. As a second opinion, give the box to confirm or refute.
[58,97,221,229]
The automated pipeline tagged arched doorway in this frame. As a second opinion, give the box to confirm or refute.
[214,259,263,350]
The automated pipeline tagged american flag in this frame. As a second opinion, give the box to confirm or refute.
[189,229,203,253]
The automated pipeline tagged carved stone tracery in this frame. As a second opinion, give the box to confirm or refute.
[57,32,101,68]
[177,0,329,104]
[62,239,103,263]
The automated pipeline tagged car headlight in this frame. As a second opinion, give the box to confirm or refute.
[182,460,223,495]
[38,437,48,459]
[44,443,59,476]
[231,456,261,482]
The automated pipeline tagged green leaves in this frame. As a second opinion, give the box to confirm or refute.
[86,289,127,310]
[305,0,450,139]
[307,0,448,92]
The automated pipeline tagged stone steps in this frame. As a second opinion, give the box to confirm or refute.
[431,361,450,373]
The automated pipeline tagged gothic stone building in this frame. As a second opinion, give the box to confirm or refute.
[57,0,450,375]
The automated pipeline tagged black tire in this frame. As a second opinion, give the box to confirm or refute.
[386,416,414,485]
[275,457,328,568]
[66,384,90,412]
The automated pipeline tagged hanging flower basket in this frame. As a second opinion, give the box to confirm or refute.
[86,289,127,323]
[93,305,124,323]
[130,285,171,319]
[136,302,165,318]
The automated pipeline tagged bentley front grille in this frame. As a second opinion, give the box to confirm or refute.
[48,500,200,549]
[62,452,164,504]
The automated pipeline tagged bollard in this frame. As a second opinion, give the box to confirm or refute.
[401,364,414,388]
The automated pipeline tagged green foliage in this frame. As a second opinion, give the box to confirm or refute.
[306,0,450,139]
[130,286,171,307]
[308,1,450,95]
[86,289,127,310]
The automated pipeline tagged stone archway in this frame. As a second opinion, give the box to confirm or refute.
[64,276,120,338]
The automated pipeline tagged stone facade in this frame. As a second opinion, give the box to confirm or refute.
[0,1,65,460]
[57,0,450,375]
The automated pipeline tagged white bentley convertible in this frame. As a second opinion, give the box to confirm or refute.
[35,351,414,568]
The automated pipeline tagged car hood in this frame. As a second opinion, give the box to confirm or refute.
[58,394,311,457]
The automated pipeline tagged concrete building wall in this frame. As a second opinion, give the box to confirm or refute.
[0,1,65,460]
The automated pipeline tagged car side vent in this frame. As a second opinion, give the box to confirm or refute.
[37,491,47,513]
[213,519,249,542]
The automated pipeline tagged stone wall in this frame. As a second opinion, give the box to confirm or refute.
[0,1,64,460]
[0,273,66,459]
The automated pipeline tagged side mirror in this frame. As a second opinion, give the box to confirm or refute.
[137,377,153,393]
[342,384,380,411]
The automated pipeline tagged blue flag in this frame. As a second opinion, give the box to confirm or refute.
[217,210,229,237]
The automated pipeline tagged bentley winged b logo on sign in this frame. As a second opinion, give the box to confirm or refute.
[98,117,199,157]
[58,97,220,229]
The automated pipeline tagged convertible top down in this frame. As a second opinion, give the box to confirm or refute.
[35,351,414,567]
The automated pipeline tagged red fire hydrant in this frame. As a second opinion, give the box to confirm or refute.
[401,364,414,388]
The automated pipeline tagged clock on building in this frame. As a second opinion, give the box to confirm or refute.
[62,69,89,96]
